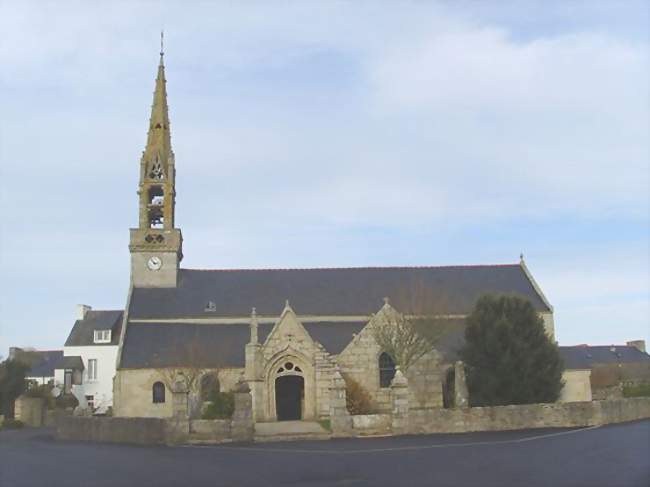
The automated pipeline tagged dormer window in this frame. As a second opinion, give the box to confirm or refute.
[94,330,112,343]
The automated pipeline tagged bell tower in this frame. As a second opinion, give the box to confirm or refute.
[129,36,183,288]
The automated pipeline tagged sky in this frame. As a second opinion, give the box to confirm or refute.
[0,1,648,356]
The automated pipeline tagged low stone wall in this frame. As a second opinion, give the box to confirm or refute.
[57,416,167,445]
[14,396,44,427]
[352,414,391,436]
[44,409,73,427]
[190,419,231,441]
[408,398,650,435]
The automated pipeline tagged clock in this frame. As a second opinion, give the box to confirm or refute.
[147,256,162,271]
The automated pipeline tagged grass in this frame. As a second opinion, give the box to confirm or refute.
[622,383,650,398]
[318,419,331,431]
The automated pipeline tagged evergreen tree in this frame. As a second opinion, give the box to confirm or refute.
[460,295,564,406]
[0,359,28,418]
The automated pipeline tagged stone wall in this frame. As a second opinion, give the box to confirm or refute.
[190,419,231,442]
[351,414,391,436]
[113,367,242,418]
[560,370,592,402]
[14,396,44,427]
[337,308,445,413]
[58,416,167,445]
[408,398,650,435]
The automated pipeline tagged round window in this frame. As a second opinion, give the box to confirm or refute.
[284,362,294,370]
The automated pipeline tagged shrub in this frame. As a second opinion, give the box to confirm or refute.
[623,383,650,398]
[343,375,374,415]
[55,393,79,410]
[2,418,24,429]
[201,392,234,419]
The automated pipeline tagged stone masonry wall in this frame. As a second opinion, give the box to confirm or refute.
[58,416,167,445]
[114,368,243,418]
[336,312,444,413]
[14,396,44,427]
[408,398,650,435]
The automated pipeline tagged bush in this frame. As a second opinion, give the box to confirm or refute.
[623,383,650,398]
[343,375,374,415]
[201,392,234,419]
[55,393,79,410]
[2,418,24,429]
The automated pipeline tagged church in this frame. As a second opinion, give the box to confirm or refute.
[111,50,555,421]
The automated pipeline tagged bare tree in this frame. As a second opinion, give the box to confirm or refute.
[157,339,221,418]
[372,281,456,372]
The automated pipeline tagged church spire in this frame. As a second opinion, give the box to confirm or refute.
[129,39,183,289]
[143,32,172,173]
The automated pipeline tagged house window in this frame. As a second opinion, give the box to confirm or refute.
[85,395,94,410]
[93,330,111,343]
[152,381,166,403]
[87,359,98,381]
[379,352,396,388]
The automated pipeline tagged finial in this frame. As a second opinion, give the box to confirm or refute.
[520,252,524,263]
[251,307,256,318]
[160,30,164,57]
[383,296,390,305]
[285,299,290,308]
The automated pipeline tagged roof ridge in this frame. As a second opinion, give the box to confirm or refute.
[181,263,521,272]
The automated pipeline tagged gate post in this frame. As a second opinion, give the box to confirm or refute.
[391,367,409,435]
[232,380,254,442]
[329,367,352,437]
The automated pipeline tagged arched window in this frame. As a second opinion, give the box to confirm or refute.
[152,381,166,403]
[379,352,396,388]
[200,373,220,402]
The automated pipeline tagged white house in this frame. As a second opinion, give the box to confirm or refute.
[54,305,122,413]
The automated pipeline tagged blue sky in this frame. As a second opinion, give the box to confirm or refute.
[0,1,648,356]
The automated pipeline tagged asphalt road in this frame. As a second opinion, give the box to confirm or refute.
[1,420,648,487]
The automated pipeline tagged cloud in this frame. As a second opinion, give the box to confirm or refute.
[0,1,648,352]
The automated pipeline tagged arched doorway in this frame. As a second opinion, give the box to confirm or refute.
[273,360,305,421]
[275,375,304,421]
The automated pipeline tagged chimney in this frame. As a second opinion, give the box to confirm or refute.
[627,340,646,353]
[76,304,92,320]
[9,347,23,360]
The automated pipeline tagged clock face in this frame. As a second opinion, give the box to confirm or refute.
[147,256,162,271]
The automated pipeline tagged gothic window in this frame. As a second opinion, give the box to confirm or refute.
[152,381,166,403]
[379,352,396,388]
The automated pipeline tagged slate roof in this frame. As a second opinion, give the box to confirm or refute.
[58,356,84,370]
[16,350,64,378]
[120,323,274,369]
[128,265,550,320]
[560,345,650,370]
[65,310,123,347]
[119,318,467,369]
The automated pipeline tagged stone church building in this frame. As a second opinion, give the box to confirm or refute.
[112,51,555,421]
